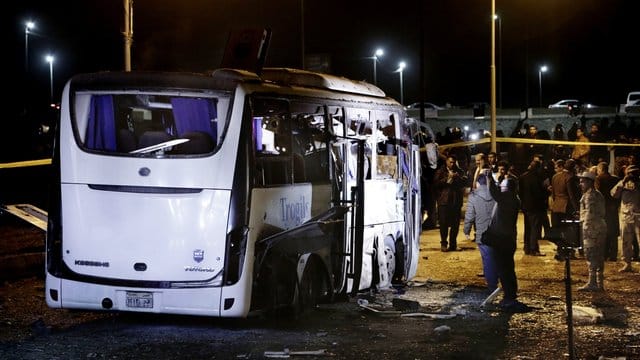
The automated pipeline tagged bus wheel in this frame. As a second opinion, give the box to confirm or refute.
[298,257,325,312]
[383,237,397,285]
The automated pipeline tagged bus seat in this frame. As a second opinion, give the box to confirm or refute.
[117,129,137,152]
[171,131,215,154]
[138,131,173,149]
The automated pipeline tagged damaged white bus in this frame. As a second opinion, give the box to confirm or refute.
[45,68,422,317]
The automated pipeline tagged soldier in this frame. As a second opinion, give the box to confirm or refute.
[576,171,607,291]
[610,165,640,272]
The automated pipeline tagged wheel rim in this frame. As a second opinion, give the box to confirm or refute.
[384,245,396,282]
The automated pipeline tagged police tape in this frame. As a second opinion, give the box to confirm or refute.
[0,158,52,169]
[433,137,640,151]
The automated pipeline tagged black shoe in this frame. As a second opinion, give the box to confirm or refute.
[441,245,448,252]
[500,300,532,313]
[531,251,546,257]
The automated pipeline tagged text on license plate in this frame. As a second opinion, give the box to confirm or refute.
[126,291,153,308]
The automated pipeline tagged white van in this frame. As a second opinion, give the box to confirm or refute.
[627,91,640,109]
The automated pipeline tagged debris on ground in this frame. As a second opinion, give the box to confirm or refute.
[571,305,604,325]
[264,348,328,358]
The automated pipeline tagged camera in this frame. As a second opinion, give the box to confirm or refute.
[546,219,582,249]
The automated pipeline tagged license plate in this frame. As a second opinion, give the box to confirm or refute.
[126,291,153,308]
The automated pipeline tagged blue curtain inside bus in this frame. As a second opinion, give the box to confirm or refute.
[85,95,116,151]
[171,98,218,140]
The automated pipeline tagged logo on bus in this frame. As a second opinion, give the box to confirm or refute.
[193,249,204,263]
[279,195,309,228]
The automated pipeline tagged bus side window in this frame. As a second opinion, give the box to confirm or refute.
[375,112,398,179]
[251,97,293,187]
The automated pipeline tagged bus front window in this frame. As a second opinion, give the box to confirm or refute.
[73,92,229,157]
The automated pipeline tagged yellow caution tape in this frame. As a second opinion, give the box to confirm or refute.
[0,158,52,169]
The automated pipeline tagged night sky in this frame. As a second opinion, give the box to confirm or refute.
[6,0,640,115]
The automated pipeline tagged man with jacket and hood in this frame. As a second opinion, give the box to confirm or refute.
[463,169,498,292]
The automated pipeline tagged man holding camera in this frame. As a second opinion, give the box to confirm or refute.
[610,165,640,273]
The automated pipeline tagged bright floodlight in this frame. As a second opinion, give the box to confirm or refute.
[398,61,406,71]
[540,65,548,73]
[375,48,384,57]
[46,55,54,64]
[26,21,35,32]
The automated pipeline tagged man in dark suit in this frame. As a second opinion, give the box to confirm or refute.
[550,159,581,260]
[519,160,548,256]
[434,154,468,252]
[595,162,620,261]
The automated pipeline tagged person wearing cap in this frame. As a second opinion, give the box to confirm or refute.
[610,164,640,272]
[577,171,607,291]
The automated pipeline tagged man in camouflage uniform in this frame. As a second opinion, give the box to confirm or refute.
[577,171,607,291]
[610,165,640,273]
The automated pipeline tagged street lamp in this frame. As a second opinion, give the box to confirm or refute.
[489,0,497,152]
[538,65,548,107]
[45,55,54,103]
[24,21,35,73]
[493,14,502,109]
[370,48,384,86]
[396,61,406,105]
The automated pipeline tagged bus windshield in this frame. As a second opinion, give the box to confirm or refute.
[72,91,230,156]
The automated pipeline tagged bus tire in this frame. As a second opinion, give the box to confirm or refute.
[392,238,405,283]
[383,236,397,285]
[297,256,327,312]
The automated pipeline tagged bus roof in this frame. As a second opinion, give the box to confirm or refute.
[70,68,388,99]
[211,67,386,98]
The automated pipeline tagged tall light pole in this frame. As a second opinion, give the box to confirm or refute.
[123,0,133,71]
[24,21,35,73]
[397,61,406,105]
[371,48,384,86]
[538,65,548,107]
[494,14,502,109]
[45,55,54,103]
[490,0,497,153]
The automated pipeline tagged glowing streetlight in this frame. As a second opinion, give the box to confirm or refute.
[370,48,384,86]
[396,61,406,105]
[45,55,54,103]
[24,21,35,73]
[538,65,548,107]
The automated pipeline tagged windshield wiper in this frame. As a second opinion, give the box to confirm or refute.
[129,139,190,155]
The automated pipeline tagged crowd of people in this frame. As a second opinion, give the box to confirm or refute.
[418,116,640,312]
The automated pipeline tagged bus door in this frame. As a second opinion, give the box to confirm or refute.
[328,106,366,294]
[402,139,422,280]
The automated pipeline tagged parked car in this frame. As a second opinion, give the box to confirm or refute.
[626,91,640,108]
[404,102,444,110]
[548,99,581,109]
